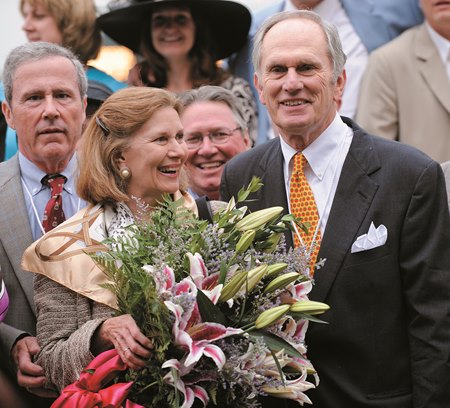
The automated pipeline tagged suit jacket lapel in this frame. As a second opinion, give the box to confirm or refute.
[0,155,35,310]
[415,25,450,115]
[249,139,294,248]
[311,121,381,302]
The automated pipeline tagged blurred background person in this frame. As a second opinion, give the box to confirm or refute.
[0,41,87,407]
[84,79,114,130]
[180,85,251,200]
[20,0,126,91]
[229,0,424,144]
[98,0,258,144]
[21,86,208,392]
[356,0,450,163]
[0,0,126,162]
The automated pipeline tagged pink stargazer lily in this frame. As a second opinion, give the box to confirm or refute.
[187,252,207,288]
[143,264,176,295]
[164,300,242,369]
[162,359,209,408]
[288,281,312,301]
[186,252,223,304]
[262,371,315,405]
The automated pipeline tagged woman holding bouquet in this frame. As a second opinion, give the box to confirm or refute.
[21,87,199,393]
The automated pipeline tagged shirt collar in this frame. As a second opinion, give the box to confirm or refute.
[280,113,348,180]
[426,22,450,66]
[19,152,78,196]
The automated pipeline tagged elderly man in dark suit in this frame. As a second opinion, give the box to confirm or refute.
[0,42,87,407]
[221,10,450,408]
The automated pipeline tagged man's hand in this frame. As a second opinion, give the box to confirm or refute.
[11,336,58,398]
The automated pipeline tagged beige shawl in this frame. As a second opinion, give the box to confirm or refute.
[22,192,198,310]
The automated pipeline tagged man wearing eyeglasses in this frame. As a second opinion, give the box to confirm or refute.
[179,86,251,200]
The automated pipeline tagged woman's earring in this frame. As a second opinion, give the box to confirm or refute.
[119,167,131,180]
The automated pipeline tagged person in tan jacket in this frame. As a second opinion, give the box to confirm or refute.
[356,0,450,163]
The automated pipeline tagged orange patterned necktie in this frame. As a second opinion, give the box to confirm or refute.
[289,153,321,274]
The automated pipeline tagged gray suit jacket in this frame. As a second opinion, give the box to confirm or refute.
[442,161,450,209]
[0,155,35,375]
[356,24,450,162]
[221,117,450,407]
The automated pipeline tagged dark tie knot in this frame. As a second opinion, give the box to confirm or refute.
[42,174,66,185]
[41,174,67,194]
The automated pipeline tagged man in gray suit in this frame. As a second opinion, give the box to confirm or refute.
[0,42,87,406]
[221,11,450,407]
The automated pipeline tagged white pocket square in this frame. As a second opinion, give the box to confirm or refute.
[351,222,388,253]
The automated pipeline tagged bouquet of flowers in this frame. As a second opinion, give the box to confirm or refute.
[56,178,329,408]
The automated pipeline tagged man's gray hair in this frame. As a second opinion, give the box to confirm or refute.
[179,85,248,132]
[252,10,347,82]
[2,41,88,105]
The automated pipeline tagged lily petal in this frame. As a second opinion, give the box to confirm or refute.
[162,359,180,370]
[188,322,242,342]
[290,281,312,301]
[187,252,207,288]
[202,344,226,369]
[180,387,195,408]
[192,385,209,406]
[202,284,223,305]
[163,265,175,291]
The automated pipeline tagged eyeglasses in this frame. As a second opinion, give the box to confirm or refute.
[151,14,192,29]
[185,127,241,149]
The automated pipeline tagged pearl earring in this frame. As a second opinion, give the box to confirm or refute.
[119,167,131,180]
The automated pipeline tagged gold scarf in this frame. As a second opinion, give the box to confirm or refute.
[21,191,198,310]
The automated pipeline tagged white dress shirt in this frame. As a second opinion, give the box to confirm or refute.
[280,113,353,235]
[426,22,450,83]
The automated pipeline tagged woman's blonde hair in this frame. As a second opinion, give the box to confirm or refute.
[77,87,185,205]
[20,0,101,63]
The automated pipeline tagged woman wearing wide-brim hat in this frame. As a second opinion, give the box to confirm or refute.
[98,0,258,144]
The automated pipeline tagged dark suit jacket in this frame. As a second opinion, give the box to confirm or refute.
[220,118,450,408]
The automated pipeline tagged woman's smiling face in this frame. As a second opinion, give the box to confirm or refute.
[151,6,196,60]
[118,107,188,205]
